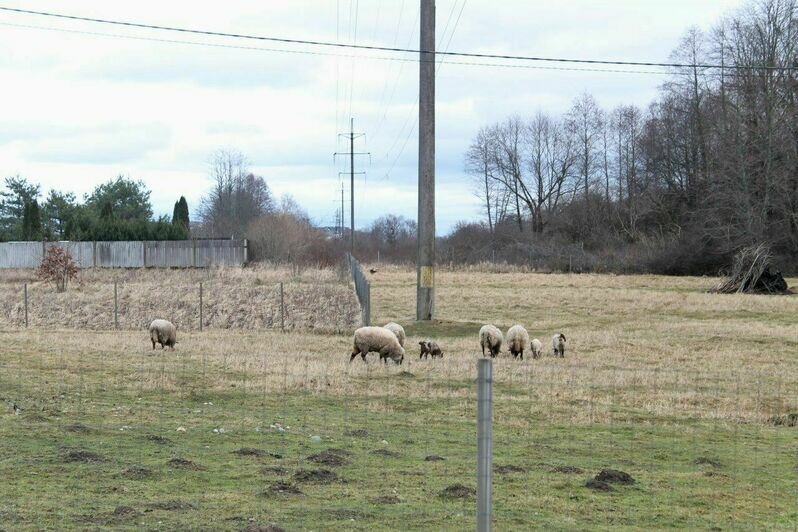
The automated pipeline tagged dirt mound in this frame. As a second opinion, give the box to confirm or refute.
[121,465,155,479]
[307,449,351,466]
[371,449,400,458]
[144,435,172,445]
[343,428,369,437]
[768,413,798,427]
[424,455,446,462]
[370,495,401,504]
[494,464,526,474]
[585,479,613,491]
[693,457,722,467]
[167,458,206,470]
[233,448,267,457]
[595,469,635,485]
[551,465,584,474]
[62,449,105,463]
[110,506,140,519]
[63,423,91,433]
[146,500,195,511]
[439,484,475,499]
[260,466,288,475]
[293,469,342,484]
[261,481,303,496]
[242,525,286,532]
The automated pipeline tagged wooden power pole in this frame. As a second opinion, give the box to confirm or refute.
[417,0,435,320]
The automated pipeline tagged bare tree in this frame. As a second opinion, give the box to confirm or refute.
[199,150,274,237]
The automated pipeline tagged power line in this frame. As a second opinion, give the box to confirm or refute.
[383,0,468,181]
[1,5,794,71]
[0,21,679,76]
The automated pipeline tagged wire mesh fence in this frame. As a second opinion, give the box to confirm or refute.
[2,279,360,333]
[1,329,795,530]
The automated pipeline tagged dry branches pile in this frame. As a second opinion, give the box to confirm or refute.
[712,244,789,294]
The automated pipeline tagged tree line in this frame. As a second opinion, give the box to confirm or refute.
[0,175,190,242]
[459,0,798,274]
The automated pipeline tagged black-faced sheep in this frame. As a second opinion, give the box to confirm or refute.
[506,325,530,360]
[149,319,177,350]
[383,322,406,347]
[418,340,444,359]
[350,326,405,365]
[552,333,567,358]
[479,325,503,358]
[531,338,543,359]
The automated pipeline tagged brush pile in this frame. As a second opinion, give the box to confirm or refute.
[712,244,789,294]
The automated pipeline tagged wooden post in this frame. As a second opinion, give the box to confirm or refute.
[113,280,118,329]
[280,282,285,332]
[199,281,203,332]
[24,283,28,328]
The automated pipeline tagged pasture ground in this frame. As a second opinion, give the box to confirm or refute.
[0,267,796,530]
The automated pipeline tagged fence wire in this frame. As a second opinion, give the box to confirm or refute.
[0,329,796,530]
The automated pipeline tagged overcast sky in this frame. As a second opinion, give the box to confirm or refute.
[0,0,746,233]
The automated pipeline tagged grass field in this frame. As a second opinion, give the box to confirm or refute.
[1,267,796,530]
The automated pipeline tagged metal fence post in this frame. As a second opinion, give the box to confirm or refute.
[280,282,285,332]
[113,280,118,329]
[23,283,28,328]
[199,281,203,332]
[477,359,493,532]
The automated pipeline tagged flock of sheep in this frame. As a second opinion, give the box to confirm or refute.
[350,322,566,365]
[480,324,566,360]
[148,318,567,364]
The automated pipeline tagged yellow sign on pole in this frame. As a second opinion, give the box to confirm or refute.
[420,266,434,288]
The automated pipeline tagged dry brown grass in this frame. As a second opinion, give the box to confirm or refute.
[2,266,796,425]
[0,265,358,332]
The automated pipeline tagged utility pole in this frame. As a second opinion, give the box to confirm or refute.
[334,118,369,253]
[341,182,345,239]
[417,0,435,321]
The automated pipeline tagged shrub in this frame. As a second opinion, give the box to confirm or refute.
[37,246,79,292]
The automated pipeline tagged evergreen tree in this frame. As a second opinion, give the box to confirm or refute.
[28,199,42,240]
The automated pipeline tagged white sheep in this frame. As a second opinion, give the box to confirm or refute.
[149,319,177,350]
[506,325,530,360]
[383,322,406,347]
[530,338,543,359]
[479,325,503,358]
[552,333,567,358]
[351,326,405,365]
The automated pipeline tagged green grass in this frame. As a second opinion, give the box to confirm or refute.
[1,366,796,530]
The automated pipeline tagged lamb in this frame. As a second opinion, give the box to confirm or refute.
[552,333,567,358]
[383,322,406,347]
[149,319,177,350]
[479,325,503,358]
[506,325,530,360]
[350,326,405,365]
[418,340,444,359]
[530,338,543,359]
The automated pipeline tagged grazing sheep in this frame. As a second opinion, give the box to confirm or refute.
[419,340,444,359]
[530,338,543,359]
[552,333,567,358]
[149,319,177,350]
[479,325,503,358]
[351,326,405,365]
[506,325,530,360]
[383,322,406,347]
